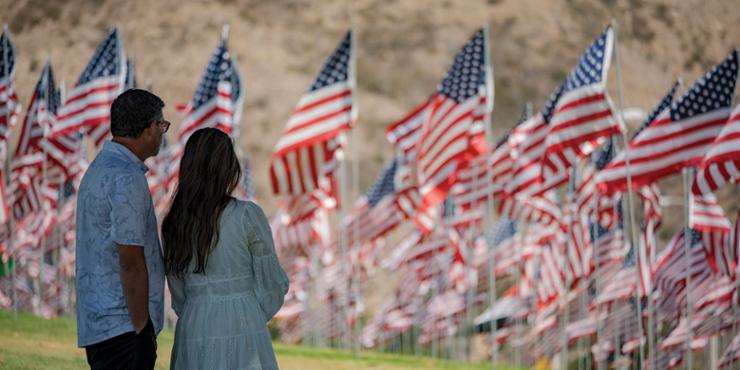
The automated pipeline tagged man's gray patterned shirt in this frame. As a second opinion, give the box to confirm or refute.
[75,140,164,347]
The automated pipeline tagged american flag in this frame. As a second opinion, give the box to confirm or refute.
[166,33,243,186]
[719,332,740,368]
[0,27,20,152]
[652,229,712,322]
[597,50,739,192]
[52,28,126,147]
[500,82,565,218]
[592,222,629,268]
[177,35,242,143]
[563,188,593,284]
[14,63,59,164]
[482,218,519,276]
[689,191,735,279]
[393,158,439,233]
[270,31,352,196]
[9,63,62,221]
[693,104,740,195]
[537,242,566,311]
[343,159,401,248]
[575,138,615,218]
[385,99,428,160]
[541,26,621,193]
[416,29,488,208]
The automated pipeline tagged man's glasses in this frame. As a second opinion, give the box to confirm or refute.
[154,119,170,133]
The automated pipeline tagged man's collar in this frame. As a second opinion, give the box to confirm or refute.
[102,140,149,173]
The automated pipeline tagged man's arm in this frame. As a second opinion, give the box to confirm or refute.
[118,245,149,334]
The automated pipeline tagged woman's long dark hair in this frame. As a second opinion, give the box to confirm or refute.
[162,128,242,277]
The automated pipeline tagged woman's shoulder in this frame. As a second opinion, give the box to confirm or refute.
[231,199,268,220]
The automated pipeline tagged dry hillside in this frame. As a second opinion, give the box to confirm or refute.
[3,0,739,236]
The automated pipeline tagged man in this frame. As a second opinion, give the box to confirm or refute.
[76,89,169,369]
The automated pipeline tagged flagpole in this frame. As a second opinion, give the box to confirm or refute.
[560,168,577,370]
[2,25,17,320]
[592,176,607,370]
[482,22,499,370]
[682,167,694,370]
[647,219,657,370]
[512,103,531,369]
[348,24,363,357]
[611,18,646,367]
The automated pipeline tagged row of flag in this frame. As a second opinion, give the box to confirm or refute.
[0,20,739,368]
[265,24,740,369]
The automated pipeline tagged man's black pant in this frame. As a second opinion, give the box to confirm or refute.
[85,319,157,370]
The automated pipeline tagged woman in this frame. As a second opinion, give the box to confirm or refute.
[162,128,288,370]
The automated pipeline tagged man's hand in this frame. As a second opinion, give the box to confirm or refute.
[118,245,150,334]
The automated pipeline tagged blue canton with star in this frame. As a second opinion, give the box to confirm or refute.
[485,218,517,249]
[671,50,738,122]
[39,64,61,115]
[438,29,485,103]
[309,31,351,92]
[542,81,566,123]
[0,29,15,80]
[564,27,610,93]
[366,158,397,208]
[77,28,122,86]
[191,39,236,109]
[633,81,679,139]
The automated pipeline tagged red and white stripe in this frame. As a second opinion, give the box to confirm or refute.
[637,182,663,227]
[416,89,486,207]
[690,191,732,232]
[502,114,549,202]
[638,218,658,297]
[594,266,636,305]
[385,100,428,159]
[693,104,740,194]
[0,73,21,146]
[594,228,628,268]
[178,81,234,143]
[270,82,352,195]
[597,108,732,192]
[719,332,740,368]
[689,191,736,279]
[537,242,566,311]
[343,196,401,249]
[53,75,124,140]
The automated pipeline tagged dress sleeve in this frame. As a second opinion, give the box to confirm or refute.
[167,273,186,317]
[244,201,289,322]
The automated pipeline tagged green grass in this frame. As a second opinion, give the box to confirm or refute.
[0,310,525,370]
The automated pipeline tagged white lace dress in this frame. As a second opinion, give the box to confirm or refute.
[167,200,289,370]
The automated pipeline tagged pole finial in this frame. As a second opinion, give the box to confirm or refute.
[221,24,230,42]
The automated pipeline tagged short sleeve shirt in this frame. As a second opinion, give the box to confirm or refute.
[75,140,164,347]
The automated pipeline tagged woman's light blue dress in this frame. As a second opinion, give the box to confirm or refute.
[167,200,289,370]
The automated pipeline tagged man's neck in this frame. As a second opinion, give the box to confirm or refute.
[112,137,148,162]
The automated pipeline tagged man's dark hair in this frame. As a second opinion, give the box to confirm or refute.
[110,89,165,138]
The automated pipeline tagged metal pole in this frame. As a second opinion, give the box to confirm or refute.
[348,23,362,357]
[647,219,657,370]
[594,181,608,370]
[561,168,576,370]
[612,19,646,367]
[483,22,499,370]
[682,168,693,370]
[2,25,17,320]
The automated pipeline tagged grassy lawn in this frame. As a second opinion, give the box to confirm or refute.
[0,310,525,370]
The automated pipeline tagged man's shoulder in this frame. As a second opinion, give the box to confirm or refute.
[87,152,146,180]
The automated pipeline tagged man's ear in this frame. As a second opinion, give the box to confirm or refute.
[143,122,157,138]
